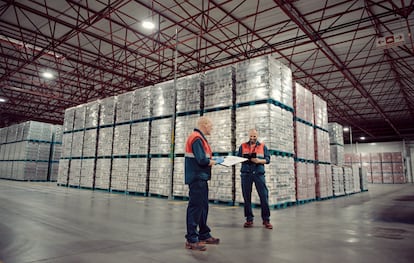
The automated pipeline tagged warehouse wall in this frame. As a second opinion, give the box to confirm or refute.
[344,141,413,183]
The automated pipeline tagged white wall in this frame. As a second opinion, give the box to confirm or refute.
[344,141,413,183]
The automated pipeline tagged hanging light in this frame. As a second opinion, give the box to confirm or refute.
[0,97,7,103]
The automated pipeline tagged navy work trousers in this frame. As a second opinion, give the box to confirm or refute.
[186,180,211,243]
[241,173,270,222]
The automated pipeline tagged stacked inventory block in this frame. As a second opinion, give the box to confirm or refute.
[296,162,316,201]
[370,153,382,183]
[204,66,234,110]
[328,122,344,166]
[79,101,99,187]
[392,152,405,183]
[235,104,294,154]
[176,73,202,114]
[332,165,345,196]
[351,164,361,193]
[127,157,148,193]
[204,109,233,153]
[315,163,333,199]
[58,107,75,185]
[343,166,354,194]
[360,153,372,183]
[149,157,171,197]
[129,87,151,194]
[0,121,61,181]
[174,115,198,155]
[95,97,116,190]
[151,81,175,118]
[173,157,186,197]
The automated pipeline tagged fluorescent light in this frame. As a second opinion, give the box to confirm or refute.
[0,98,6,103]
[142,20,155,29]
[42,71,54,79]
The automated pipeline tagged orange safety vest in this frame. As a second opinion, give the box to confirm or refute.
[185,131,212,159]
[240,142,266,159]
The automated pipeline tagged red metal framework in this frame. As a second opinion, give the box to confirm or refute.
[0,0,413,143]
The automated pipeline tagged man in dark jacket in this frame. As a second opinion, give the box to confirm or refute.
[237,129,273,229]
[184,116,223,251]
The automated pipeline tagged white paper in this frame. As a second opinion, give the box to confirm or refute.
[219,156,248,167]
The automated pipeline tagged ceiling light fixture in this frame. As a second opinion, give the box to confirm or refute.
[142,20,155,29]
[360,136,366,140]
[42,71,54,79]
[0,97,7,103]
[343,127,349,132]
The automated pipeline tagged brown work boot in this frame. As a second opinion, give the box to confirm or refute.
[263,221,273,229]
[185,241,207,251]
[200,237,220,244]
[244,221,253,228]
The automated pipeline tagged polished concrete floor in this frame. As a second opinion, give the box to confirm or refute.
[0,180,413,263]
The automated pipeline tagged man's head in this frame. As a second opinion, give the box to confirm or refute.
[248,129,258,144]
[197,116,213,136]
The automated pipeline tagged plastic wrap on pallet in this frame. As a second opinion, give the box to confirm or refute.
[71,131,84,158]
[332,165,345,196]
[176,73,203,113]
[113,124,130,156]
[343,166,354,194]
[174,114,199,155]
[330,144,344,166]
[116,91,133,123]
[111,158,128,191]
[151,81,175,118]
[150,118,172,155]
[99,96,117,126]
[149,157,171,197]
[204,109,232,153]
[296,162,316,201]
[127,157,148,193]
[82,129,97,157]
[315,163,333,199]
[132,86,151,120]
[204,65,234,109]
[209,162,233,202]
[130,122,149,155]
[351,165,361,193]
[236,104,294,154]
[68,159,81,186]
[328,122,344,145]
[294,121,315,161]
[97,127,113,157]
[294,82,314,124]
[57,159,69,185]
[79,159,95,188]
[314,129,331,163]
[173,157,186,197]
[313,94,328,130]
[63,107,75,132]
[359,167,369,190]
[84,101,100,129]
[95,159,111,190]
[73,105,86,130]
[61,133,73,158]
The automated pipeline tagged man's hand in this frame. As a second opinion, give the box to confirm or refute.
[213,157,224,165]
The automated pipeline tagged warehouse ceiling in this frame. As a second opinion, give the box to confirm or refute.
[0,0,413,143]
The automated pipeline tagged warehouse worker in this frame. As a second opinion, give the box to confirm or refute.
[184,116,224,251]
[237,128,273,229]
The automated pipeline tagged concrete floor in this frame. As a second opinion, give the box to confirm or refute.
[0,180,413,263]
